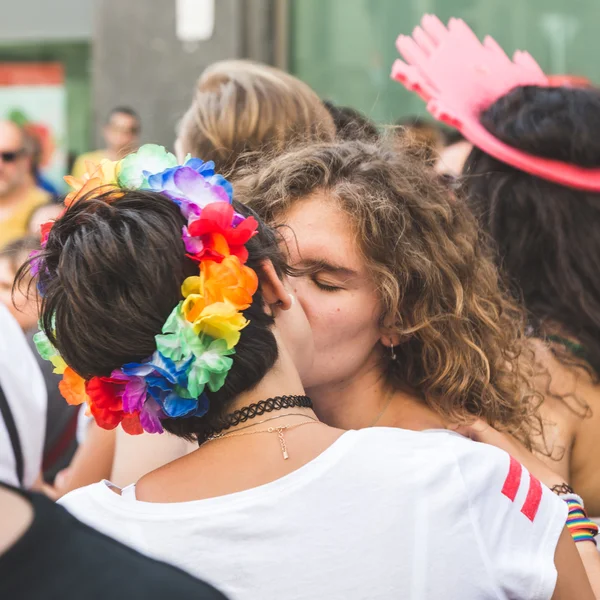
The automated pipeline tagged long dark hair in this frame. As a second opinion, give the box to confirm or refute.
[463,84,600,377]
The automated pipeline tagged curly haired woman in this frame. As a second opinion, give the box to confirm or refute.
[239,138,540,447]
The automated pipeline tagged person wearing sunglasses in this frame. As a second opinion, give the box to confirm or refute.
[0,121,52,249]
[71,107,141,180]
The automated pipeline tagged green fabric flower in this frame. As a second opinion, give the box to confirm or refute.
[156,303,204,361]
[117,144,178,189]
[187,339,234,397]
[155,304,234,397]
[33,329,66,374]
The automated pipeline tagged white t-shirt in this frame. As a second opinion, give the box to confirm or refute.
[59,428,567,600]
[0,305,46,488]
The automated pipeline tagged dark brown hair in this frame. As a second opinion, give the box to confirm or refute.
[237,139,541,447]
[322,101,379,142]
[463,85,600,377]
[20,189,289,442]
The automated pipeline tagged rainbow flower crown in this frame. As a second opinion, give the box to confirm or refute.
[34,144,259,435]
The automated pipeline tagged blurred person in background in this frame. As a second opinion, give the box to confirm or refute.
[0,236,78,483]
[0,303,46,489]
[391,16,600,553]
[26,202,63,238]
[0,121,51,248]
[0,235,39,330]
[0,483,229,600]
[322,100,379,142]
[25,130,59,197]
[71,107,140,179]
[394,115,444,164]
[436,130,472,178]
[463,84,600,519]
[175,60,336,176]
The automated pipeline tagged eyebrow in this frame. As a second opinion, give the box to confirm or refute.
[298,258,359,278]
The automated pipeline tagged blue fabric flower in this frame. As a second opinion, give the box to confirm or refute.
[120,352,204,419]
[143,157,232,220]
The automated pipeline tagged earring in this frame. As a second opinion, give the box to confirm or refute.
[390,345,397,361]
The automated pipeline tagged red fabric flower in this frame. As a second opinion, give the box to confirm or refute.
[187,202,258,264]
[40,220,54,245]
[85,376,142,434]
[121,413,144,435]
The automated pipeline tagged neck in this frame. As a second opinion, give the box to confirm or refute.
[307,357,392,429]
[224,333,316,423]
[307,355,446,431]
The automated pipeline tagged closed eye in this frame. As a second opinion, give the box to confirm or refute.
[312,277,343,292]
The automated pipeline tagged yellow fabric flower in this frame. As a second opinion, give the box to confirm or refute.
[181,275,202,299]
[64,159,121,207]
[181,297,248,348]
[49,354,67,375]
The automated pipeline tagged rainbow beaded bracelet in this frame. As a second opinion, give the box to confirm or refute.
[563,495,598,545]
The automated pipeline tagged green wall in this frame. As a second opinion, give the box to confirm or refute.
[290,0,600,123]
[0,42,91,158]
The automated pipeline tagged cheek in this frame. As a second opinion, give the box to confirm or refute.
[294,281,380,353]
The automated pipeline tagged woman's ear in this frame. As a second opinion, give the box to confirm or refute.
[380,333,401,349]
[258,259,293,310]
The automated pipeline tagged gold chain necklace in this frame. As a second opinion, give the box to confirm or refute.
[205,417,320,460]
[210,412,315,436]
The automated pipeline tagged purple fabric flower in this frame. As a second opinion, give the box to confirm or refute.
[182,225,205,255]
[139,397,166,434]
[144,159,232,221]
[29,250,42,277]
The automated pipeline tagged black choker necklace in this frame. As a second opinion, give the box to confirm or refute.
[201,395,312,441]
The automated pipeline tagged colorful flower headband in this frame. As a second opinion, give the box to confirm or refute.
[34,144,258,434]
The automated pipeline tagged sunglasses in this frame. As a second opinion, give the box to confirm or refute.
[0,149,25,163]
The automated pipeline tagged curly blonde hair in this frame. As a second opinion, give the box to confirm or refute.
[237,139,542,447]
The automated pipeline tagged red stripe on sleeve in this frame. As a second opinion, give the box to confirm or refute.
[521,474,543,522]
[501,456,522,502]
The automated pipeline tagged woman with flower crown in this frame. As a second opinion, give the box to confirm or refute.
[21,143,592,599]
[46,60,338,496]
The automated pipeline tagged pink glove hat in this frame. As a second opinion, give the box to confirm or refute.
[391,14,600,191]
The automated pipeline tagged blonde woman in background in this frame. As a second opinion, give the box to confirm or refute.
[50,60,336,497]
[175,59,336,172]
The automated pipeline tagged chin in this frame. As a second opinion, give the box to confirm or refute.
[300,370,334,394]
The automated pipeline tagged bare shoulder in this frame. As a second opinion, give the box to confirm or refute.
[531,338,592,432]
[529,338,600,512]
[530,339,589,478]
